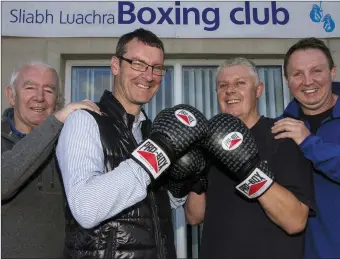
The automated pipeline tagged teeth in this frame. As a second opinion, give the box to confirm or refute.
[303,89,318,93]
[227,100,240,104]
[137,84,149,89]
[32,108,44,112]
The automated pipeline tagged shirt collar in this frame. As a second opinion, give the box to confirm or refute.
[137,111,147,123]
[133,111,146,130]
[7,112,26,138]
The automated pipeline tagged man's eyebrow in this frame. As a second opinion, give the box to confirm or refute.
[130,57,146,63]
[217,76,249,84]
[235,76,249,80]
[23,80,33,85]
[131,57,163,67]
[22,80,57,89]
[217,80,227,84]
[45,84,56,89]
[311,64,327,69]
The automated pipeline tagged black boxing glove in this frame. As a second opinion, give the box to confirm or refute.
[168,175,208,199]
[131,104,208,181]
[167,148,208,198]
[204,113,274,199]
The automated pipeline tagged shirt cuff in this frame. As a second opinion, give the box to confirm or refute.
[168,191,187,209]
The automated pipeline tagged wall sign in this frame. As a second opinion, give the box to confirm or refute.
[1,1,338,38]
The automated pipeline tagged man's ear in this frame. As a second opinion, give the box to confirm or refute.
[256,82,264,99]
[330,65,337,80]
[111,56,120,76]
[6,86,16,106]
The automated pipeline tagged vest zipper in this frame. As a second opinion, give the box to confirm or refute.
[104,228,116,259]
[129,123,164,258]
[149,191,164,259]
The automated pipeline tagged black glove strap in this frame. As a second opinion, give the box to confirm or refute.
[150,132,177,163]
[190,179,207,195]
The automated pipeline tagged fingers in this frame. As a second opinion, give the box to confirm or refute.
[274,118,303,127]
[274,118,300,126]
[273,131,293,140]
[271,123,292,134]
[274,117,296,124]
[272,122,289,134]
[81,100,101,115]
[272,118,310,145]
[272,118,302,133]
[69,99,101,115]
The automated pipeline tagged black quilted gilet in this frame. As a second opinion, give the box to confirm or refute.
[63,90,176,259]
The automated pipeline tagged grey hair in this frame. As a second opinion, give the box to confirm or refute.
[9,61,64,110]
[216,57,260,85]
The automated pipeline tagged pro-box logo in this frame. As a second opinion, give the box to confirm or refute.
[132,139,170,179]
[235,168,273,199]
[175,109,197,127]
[221,132,243,151]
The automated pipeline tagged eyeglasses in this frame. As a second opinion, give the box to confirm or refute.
[117,56,166,76]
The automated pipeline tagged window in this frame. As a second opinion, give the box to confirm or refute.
[143,67,174,119]
[65,58,290,258]
[258,66,287,118]
[182,66,219,119]
[71,66,113,102]
[67,60,289,119]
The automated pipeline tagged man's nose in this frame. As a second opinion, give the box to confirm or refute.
[34,87,46,102]
[303,72,314,86]
[142,66,154,82]
[225,84,236,94]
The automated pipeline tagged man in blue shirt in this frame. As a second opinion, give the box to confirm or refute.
[272,37,340,258]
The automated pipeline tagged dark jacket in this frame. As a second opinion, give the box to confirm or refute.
[64,90,176,259]
[1,108,66,258]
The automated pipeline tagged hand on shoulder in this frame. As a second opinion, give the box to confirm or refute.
[54,99,101,123]
[271,117,311,145]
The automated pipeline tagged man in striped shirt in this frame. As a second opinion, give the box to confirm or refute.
[57,28,190,259]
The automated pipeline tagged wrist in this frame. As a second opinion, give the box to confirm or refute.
[190,177,208,195]
[48,114,64,129]
[54,110,65,123]
[235,160,275,199]
[299,133,314,149]
[131,138,172,180]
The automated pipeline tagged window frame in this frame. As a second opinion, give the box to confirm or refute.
[65,59,290,107]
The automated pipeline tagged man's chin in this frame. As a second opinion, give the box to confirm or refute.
[298,98,323,109]
[29,118,47,127]
[222,110,240,117]
[133,98,153,106]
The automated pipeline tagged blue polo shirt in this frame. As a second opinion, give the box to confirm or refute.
[7,110,26,138]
